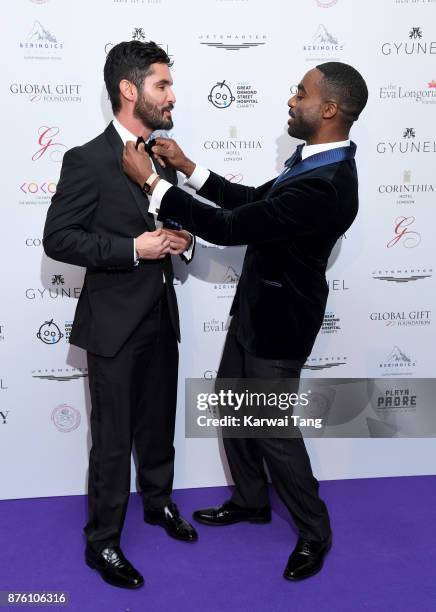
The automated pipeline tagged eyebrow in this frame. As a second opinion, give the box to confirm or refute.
[155,79,173,86]
[297,83,306,94]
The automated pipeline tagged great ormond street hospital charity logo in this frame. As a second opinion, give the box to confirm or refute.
[37,319,64,344]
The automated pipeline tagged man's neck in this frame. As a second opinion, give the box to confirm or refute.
[306,132,350,146]
[114,112,152,140]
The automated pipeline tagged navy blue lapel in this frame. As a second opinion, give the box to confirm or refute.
[272,142,357,190]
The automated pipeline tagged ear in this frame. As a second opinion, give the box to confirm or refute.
[119,79,137,105]
[322,101,338,120]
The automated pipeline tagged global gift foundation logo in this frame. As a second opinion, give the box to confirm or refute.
[10,83,82,104]
[369,309,431,327]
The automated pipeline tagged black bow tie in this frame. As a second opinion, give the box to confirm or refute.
[135,136,156,155]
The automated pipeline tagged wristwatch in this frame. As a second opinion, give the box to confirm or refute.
[142,172,159,194]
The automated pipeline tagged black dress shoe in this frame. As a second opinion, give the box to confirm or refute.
[144,502,198,542]
[85,545,144,589]
[283,535,332,581]
[193,500,271,526]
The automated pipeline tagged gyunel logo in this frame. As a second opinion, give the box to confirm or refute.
[377,128,436,154]
[381,26,436,55]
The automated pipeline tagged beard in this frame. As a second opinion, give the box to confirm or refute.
[287,110,321,142]
[134,95,174,131]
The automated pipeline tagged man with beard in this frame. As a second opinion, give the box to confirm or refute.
[43,41,197,590]
[122,62,368,581]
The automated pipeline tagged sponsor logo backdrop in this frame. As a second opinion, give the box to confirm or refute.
[1,0,435,499]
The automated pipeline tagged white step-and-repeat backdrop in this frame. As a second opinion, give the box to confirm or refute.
[1,0,435,499]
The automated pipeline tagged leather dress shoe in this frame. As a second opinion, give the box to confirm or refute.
[283,535,332,581]
[144,502,198,542]
[193,500,271,526]
[85,545,144,589]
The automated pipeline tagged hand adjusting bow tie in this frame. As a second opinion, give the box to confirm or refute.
[135,136,183,231]
[135,136,156,154]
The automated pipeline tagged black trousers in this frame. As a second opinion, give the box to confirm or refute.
[84,289,179,552]
[219,319,331,542]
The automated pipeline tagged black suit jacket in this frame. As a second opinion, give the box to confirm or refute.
[157,155,358,359]
[43,122,191,357]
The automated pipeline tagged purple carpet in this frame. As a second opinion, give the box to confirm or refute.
[1,476,435,611]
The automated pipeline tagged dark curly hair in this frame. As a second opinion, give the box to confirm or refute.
[104,40,173,113]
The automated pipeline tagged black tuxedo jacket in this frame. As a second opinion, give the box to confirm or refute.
[157,155,358,359]
[43,122,191,357]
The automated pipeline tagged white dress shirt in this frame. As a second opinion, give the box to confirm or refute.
[148,139,351,215]
[112,117,193,262]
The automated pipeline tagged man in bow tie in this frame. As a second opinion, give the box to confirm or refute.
[43,40,197,590]
[123,61,368,582]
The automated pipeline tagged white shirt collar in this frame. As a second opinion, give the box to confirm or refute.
[301,139,350,161]
[112,116,141,146]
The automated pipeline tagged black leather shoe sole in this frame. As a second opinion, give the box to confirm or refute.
[85,556,144,589]
[193,512,271,526]
[144,516,198,542]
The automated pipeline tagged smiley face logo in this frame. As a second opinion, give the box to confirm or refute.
[208,80,235,109]
[37,319,64,345]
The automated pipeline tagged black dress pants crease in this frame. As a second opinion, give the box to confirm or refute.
[84,289,178,552]
[219,318,331,542]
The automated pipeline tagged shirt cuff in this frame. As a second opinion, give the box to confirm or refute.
[149,178,173,216]
[184,234,194,261]
[184,164,210,191]
[133,238,139,266]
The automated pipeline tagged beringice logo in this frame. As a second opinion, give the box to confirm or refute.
[379,346,416,377]
[20,21,63,58]
[36,319,64,345]
[304,25,343,56]
[387,216,421,248]
[209,81,235,109]
[51,404,81,433]
[32,127,67,162]
[199,34,267,51]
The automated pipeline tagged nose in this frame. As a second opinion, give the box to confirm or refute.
[167,87,176,106]
[288,95,296,108]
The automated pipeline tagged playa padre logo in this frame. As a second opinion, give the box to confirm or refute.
[198,33,267,52]
[381,26,436,56]
[19,20,64,60]
[303,24,344,60]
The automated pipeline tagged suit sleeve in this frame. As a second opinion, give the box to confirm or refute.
[157,178,339,246]
[43,148,133,269]
[197,171,276,210]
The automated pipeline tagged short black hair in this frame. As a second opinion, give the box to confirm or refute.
[104,40,172,113]
[315,62,368,124]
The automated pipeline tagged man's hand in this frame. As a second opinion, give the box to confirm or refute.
[123,141,153,186]
[135,229,170,259]
[163,229,192,255]
[151,138,196,177]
